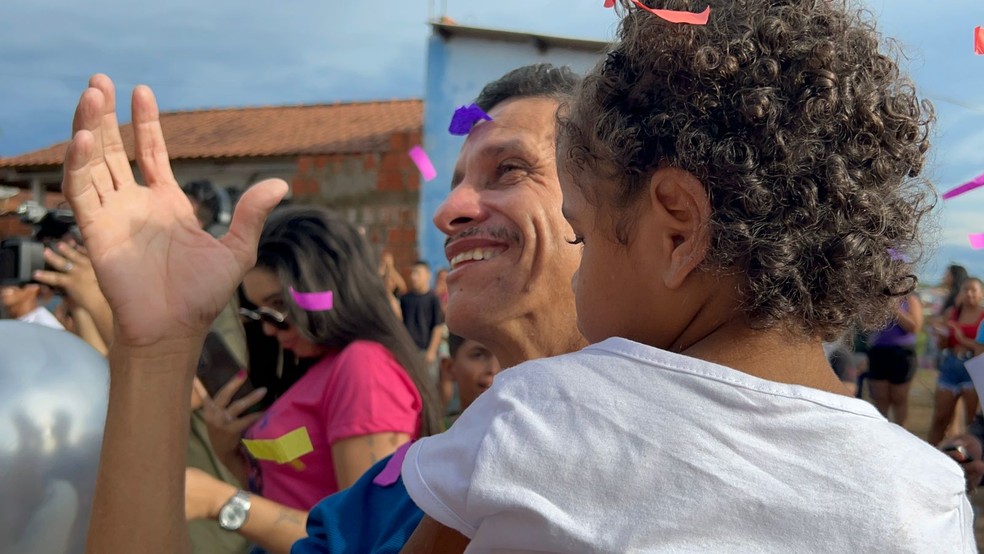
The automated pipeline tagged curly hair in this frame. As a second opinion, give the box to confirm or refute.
[559,0,935,340]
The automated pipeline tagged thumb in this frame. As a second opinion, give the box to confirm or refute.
[221,179,289,270]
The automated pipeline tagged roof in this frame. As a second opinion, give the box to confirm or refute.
[0,99,423,170]
[431,21,610,54]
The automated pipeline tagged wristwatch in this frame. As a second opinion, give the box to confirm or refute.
[217,490,251,531]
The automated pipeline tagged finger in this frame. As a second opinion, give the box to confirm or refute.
[221,179,289,270]
[62,129,102,228]
[43,247,70,269]
[88,74,134,188]
[53,242,88,266]
[131,85,177,187]
[70,87,115,202]
[212,370,250,407]
[32,270,66,289]
[229,412,265,434]
[226,387,268,418]
[192,378,210,404]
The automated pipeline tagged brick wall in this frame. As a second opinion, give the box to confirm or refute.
[291,129,423,280]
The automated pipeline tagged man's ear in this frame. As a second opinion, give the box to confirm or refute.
[440,357,456,383]
[646,168,711,290]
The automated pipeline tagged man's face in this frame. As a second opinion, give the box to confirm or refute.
[0,284,38,310]
[409,264,431,293]
[434,97,581,340]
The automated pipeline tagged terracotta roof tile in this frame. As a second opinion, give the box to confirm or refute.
[0,99,423,169]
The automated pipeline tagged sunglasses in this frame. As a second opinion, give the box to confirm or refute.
[239,306,289,330]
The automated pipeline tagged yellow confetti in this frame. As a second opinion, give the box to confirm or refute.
[242,427,314,465]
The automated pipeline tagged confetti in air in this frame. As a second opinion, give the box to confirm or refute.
[449,103,493,135]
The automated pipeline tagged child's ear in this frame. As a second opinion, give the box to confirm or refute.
[439,357,456,382]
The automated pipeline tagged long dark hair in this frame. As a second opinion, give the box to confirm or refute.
[255,205,440,437]
[943,265,969,313]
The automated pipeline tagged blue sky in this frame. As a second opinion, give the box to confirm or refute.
[1,0,982,282]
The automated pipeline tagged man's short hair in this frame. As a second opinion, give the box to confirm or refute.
[413,260,430,270]
[474,64,582,112]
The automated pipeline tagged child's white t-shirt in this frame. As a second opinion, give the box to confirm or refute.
[402,337,975,553]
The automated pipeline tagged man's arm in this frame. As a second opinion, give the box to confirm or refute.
[87,343,200,553]
[426,324,444,364]
[63,74,286,554]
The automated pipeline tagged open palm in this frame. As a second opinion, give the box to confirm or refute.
[62,75,287,347]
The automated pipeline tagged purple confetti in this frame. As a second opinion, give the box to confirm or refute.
[372,441,412,486]
[887,248,912,263]
[449,103,492,136]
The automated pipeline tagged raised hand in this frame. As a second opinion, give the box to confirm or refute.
[62,75,287,349]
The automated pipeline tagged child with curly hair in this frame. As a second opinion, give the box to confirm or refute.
[401,1,974,551]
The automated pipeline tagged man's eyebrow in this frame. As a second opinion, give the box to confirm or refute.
[449,138,537,191]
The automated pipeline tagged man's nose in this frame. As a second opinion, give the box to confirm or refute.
[433,184,486,235]
[261,321,279,337]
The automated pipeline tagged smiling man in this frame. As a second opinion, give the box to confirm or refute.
[291,63,588,553]
[64,65,588,554]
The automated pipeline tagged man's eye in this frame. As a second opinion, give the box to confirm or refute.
[497,163,527,179]
[566,236,584,245]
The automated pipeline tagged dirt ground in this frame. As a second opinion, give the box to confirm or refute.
[871,367,984,551]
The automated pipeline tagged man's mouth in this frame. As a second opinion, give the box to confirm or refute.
[449,247,505,270]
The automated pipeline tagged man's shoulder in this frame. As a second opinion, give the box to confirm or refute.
[19,307,65,330]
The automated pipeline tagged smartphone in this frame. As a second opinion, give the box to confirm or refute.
[943,444,974,463]
[196,332,254,403]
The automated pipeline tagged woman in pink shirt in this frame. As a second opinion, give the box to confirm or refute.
[185,206,440,552]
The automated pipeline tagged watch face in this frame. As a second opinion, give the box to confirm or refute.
[219,502,247,529]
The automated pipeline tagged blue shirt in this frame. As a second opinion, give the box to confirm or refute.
[291,453,423,554]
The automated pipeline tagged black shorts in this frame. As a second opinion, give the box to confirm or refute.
[866,345,917,385]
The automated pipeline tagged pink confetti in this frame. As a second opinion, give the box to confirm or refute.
[941,172,984,200]
[605,0,710,25]
[289,287,333,311]
[372,441,412,486]
[976,26,984,55]
[408,145,437,182]
[971,234,984,250]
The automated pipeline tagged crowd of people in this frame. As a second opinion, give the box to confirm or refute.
[2,0,983,551]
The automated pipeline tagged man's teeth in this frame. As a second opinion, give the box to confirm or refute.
[450,248,501,268]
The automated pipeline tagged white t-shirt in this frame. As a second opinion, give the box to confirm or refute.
[17,307,64,330]
[403,337,975,553]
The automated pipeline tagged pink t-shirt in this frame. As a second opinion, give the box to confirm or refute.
[243,340,421,510]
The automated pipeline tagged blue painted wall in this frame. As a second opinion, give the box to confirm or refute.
[418,30,604,271]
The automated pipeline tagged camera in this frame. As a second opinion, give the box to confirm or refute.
[0,201,78,286]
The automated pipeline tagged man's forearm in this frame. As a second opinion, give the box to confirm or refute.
[86,342,201,554]
[427,326,444,359]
